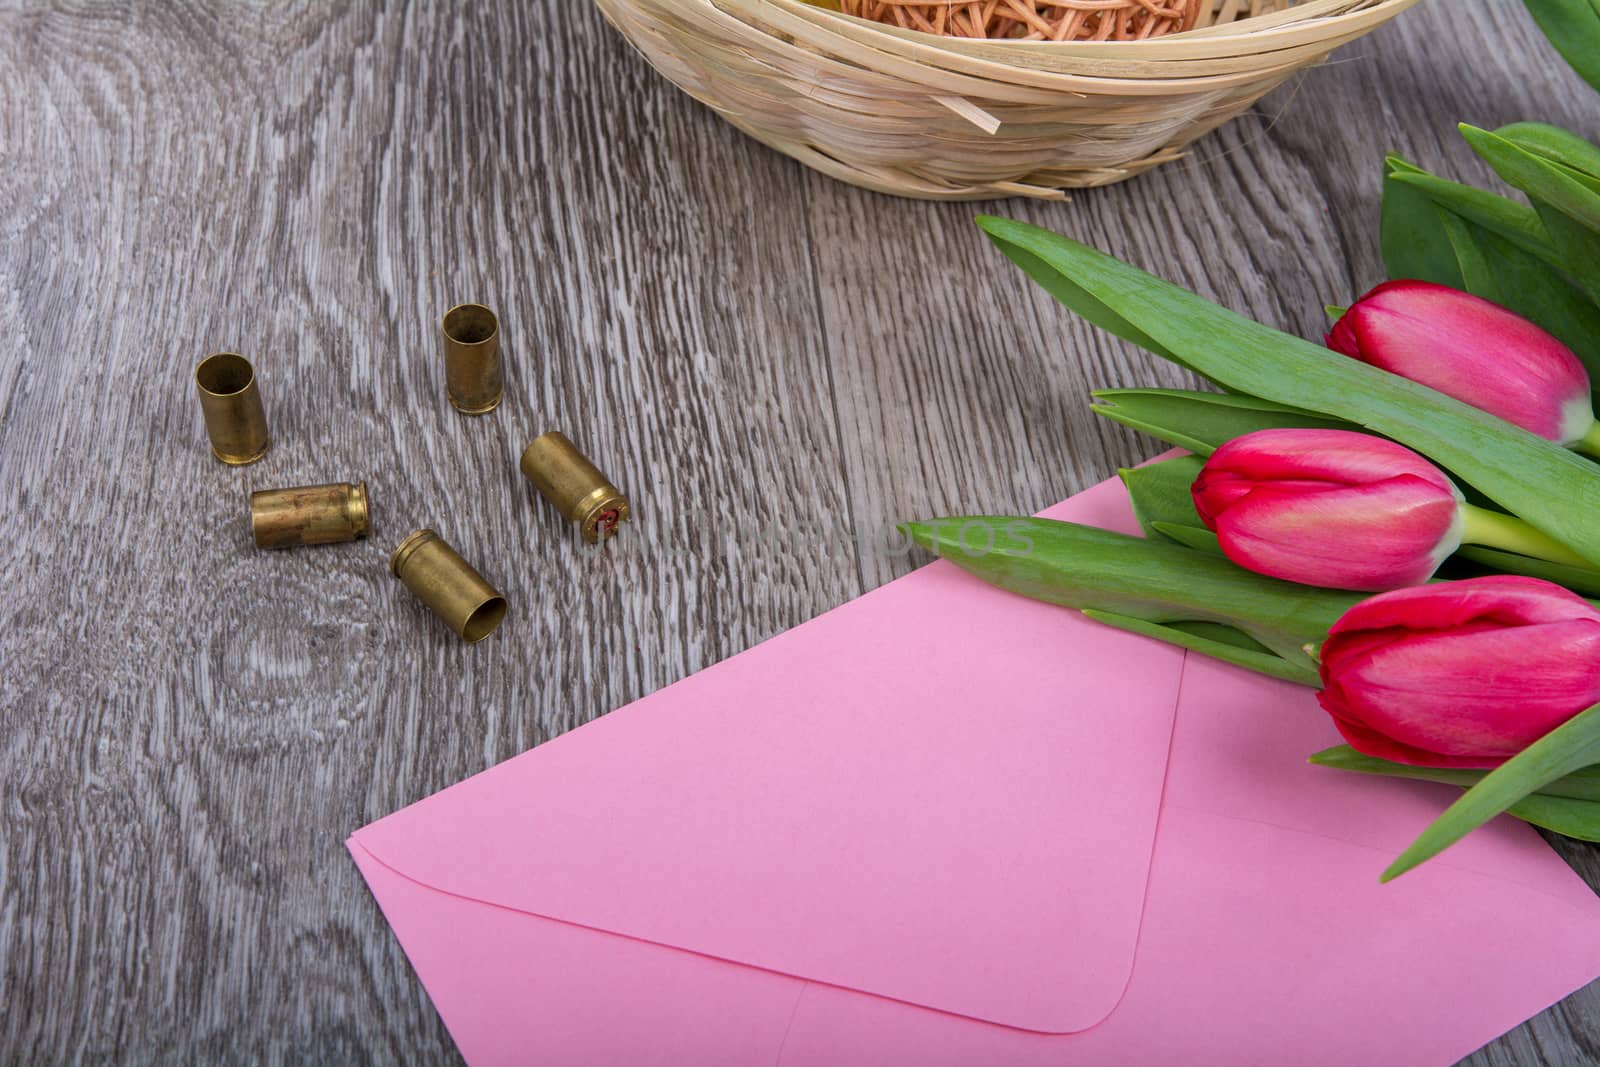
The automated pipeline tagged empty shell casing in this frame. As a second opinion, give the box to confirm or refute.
[250,481,372,548]
[195,352,270,465]
[390,529,507,642]
[519,431,630,543]
[441,303,503,414]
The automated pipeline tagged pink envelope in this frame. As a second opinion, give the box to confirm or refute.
[349,475,1600,1066]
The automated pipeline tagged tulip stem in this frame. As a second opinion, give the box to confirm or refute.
[1459,504,1597,569]
[1577,423,1600,460]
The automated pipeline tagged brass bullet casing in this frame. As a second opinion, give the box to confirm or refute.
[519,431,630,543]
[390,529,507,643]
[195,352,270,465]
[441,303,503,414]
[250,481,372,549]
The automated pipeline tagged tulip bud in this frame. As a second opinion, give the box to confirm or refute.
[1317,576,1600,768]
[1191,429,1465,592]
[1327,280,1600,451]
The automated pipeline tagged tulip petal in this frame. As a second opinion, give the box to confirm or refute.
[1210,475,1461,591]
[1320,705,1504,769]
[1317,577,1600,769]
[1200,426,1456,494]
[1330,280,1592,443]
[1325,573,1599,634]
[1323,620,1600,759]
[1191,428,1467,590]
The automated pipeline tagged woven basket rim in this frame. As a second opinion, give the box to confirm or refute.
[597,0,1425,198]
[757,0,1422,61]
[715,0,1424,94]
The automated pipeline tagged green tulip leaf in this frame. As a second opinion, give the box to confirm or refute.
[996,245,1187,372]
[976,216,1600,566]
[1118,455,1206,539]
[900,515,1360,668]
[1163,619,1273,653]
[1092,388,1352,456]
[1310,746,1600,841]
[1500,793,1600,841]
[1464,123,1600,216]
[1381,701,1600,881]
[1083,610,1321,686]
[1531,207,1600,308]
[1496,122,1600,182]
[1523,0,1600,94]
[1381,156,1465,288]
[1462,123,1600,304]
[1092,408,1214,457]
[1150,522,1222,555]
[1454,545,1600,597]
[1309,745,1600,802]
[1387,166,1554,264]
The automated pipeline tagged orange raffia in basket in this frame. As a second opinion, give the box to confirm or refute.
[837,0,1202,41]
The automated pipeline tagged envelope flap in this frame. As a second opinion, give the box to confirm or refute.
[354,478,1184,1033]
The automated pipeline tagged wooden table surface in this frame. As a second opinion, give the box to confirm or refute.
[3,1,1598,1063]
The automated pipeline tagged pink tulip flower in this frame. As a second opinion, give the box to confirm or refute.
[1317,575,1600,768]
[1327,280,1600,451]
[1191,428,1465,592]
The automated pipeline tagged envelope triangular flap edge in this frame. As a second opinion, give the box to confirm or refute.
[352,478,1185,1034]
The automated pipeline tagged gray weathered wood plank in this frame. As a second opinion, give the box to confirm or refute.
[0,1,1595,1064]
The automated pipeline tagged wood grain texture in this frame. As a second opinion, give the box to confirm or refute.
[0,1,1594,1063]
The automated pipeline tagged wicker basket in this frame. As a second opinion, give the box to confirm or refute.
[592,0,1424,199]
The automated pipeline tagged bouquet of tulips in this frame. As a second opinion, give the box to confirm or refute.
[908,115,1600,881]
